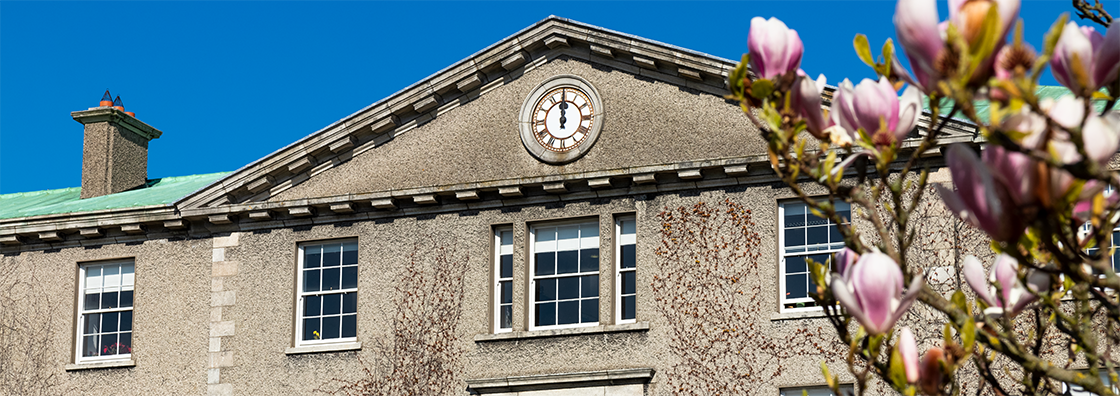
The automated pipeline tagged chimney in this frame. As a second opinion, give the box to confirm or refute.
[72,95,163,199]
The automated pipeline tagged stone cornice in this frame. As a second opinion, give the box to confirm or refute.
[72,107,163,141]
[174,16,742,210]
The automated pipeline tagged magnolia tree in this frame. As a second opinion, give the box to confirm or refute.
[728,0,1120,394]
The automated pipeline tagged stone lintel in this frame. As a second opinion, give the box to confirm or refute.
[329,202,355,213]
[371,198,397,210]
[632,173,658,184]
[544,35,569,49]
[289,207,314,217]
[498,187,523,197]
[587,177,612,189]
[121,224,146,234]
[209,215,233,225]
[542,182,567,193]
[677,169,703,180]
[455,190,480,201]
[248,211,272,220]
[79,227,103,238]
[724,164,749,176]
[501,52,526,70]
[328,136,358,153]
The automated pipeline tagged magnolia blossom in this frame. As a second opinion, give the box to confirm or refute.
[792,71,829,139]
[898,327,920,383]
[897,329,948,393]
[963,254,1050,317]
[1051,22,1120,94]
[895,0,1020,90]
[748,17,803,81]
[831,252,922,334]
[1018,97,1120,203]
[829,77,921,146]
[919,347,947,395]
[937,144,1033,242]
[833,247,859,279]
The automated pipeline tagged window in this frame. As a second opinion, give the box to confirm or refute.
[1081,186,1120,275]
[76,260,134,364]
[530,220,599,330]
[616,216,636,323]
[1063,370,1116,396]
[779,385,854,396]
[296,240,358,346]
[779,200,850,312]
[494,227,514,332]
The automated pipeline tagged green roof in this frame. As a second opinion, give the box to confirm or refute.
[0,172,230,220]
[922,86,1118,124]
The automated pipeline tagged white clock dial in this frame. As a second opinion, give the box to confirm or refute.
[532,87,595,152]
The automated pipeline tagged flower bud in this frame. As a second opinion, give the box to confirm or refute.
[748,17,804,81]
[830,252,922,335]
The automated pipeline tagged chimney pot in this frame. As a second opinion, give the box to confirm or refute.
[72,105,162,199]
[112,95,125,111]
[100,90,113,107]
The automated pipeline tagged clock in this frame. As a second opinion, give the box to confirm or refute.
[518,75,604,164]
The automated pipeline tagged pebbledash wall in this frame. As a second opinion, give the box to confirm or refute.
[0,17,984,396]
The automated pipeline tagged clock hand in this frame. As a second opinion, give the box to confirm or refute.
[558,88,567,129]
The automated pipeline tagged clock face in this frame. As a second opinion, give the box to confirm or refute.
[518,75,604,165]
[531,87,595,152]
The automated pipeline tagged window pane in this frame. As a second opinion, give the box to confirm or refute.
[342,292,357,314]
[323,244,341,267]
[341,315,356,338]
[807,226,828,245]
[341,267,358,289]
[537,279,556,301]
[119,290,133,308]
[830,225,843,244]
[500,255,513,278]
[83,336,98,357]
[120,311,132,332]
[303,318,320,341]
[322,268,341,291]
[535,253,555,276]
[322,316,340,339]
[121,263,135,286]
[558,277,579,300]
[581,298,599,323]
[621,219,636,234]
[536,302,555,326]
[622,296,636,320]
[304,246,321,269]
[118,332,132,354]
[103,265,121,287]
[785,256,807,274]
[85,266,102,288]
[303,269,321,292]
[786,274,808,299]
[580,248,599,273]
[501,281,512,304]
[806,211,827,226]
[556,250,579,274]
[102,312,119,333]
[100,333,118,356]
[84,293,100,311]
[500,230,513,245]
[304,295,321,316]
[322,293,341,316]
[500,306,512,329]
[785,228,805,247]
[581,275,598,298]
[621,245,636,269]
[622,271,636,294]
[581,223,599,238]
[84,313,100,335]
[557,225,579,242]
[557,301,579,325]
[342,242,358,265]
[784,204,805,227]
[101,291,118,309]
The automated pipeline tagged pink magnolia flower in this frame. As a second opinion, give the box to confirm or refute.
[895,0,1020,90]
[748,17,803,81]
[831,252,922,335]
[1024,97,1119,203]
[937,144,1032,242]
[1051,22,1120,94]
[792,71,829,139]
[920,347,947,394]
[829,77,922,146]
[833,247,859,279]
[963,254,1050,317]
[898,327,920,383]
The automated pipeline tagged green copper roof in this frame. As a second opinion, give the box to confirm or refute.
[922,86,1118,124]
[0,172,230,220]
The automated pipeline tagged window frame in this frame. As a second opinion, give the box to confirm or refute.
[74,259,135,365]
[615,215,637,324]
[528,219,601,332]
[294,238,359,348]
[778,199,850,313]
[493,226,514,333]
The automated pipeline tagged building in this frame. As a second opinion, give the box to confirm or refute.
[1,16,998,396]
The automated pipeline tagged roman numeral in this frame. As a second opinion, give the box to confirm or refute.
[577,125,589,134]
[581,114,591,121]
[548,137,556,147]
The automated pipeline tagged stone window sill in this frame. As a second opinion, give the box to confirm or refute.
[466,368,655,393]
[65,359,135,371]
[770,309,830,321]
[474,322,649,342]
[285,341,362,355]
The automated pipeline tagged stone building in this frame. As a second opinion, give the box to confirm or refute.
[0,16,992,396]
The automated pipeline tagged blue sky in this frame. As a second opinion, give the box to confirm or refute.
[0,1,1113,194]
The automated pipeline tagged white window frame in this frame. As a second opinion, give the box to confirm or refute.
[493,227,514,333]
[779,384,854,396]
[778,200,850,313]
[528,219,601,331]
[615,215,637,324]
[75,259,135,364]
[1063,370,1117,396]
[294,239,359,347]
